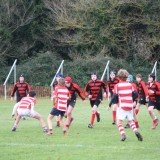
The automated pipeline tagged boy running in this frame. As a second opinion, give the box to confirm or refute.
[64,76,85,129]
[147,73,160,129]
[11,91,48,132]
[47,78,70,135]
[11,74,30,102]
[85,72,107,128]
[11,74,30,120]
[125,75,139,128]
[108,69,143,141]
[135,74,148,114]
[107,71,119,125]
[53,73,63,127]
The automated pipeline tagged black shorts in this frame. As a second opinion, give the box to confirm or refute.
[138,96,147,105]
[148,100,160,111]
[90,99,101,108]
[50,108,65,116]
[67,100,76,108]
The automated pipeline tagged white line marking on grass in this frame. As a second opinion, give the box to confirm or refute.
[0,143,159,150]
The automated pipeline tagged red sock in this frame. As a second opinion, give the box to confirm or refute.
[57,121,60,126]
[135,121,139,128]
[91,114,96,125]
[135,109,139,115]
[95,112,99,117]
[112,111,116,122]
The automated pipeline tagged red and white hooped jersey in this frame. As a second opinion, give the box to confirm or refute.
[18,97,36,109]
[114,81,134,111]
[54,86,69,111]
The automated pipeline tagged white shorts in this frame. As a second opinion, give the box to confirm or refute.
[116,108,134,121]
[17,109,38,118]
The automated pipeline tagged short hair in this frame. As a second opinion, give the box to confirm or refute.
[149,73,155,81]
[136,74,142,78]
[58,78,65,86]
[29,91,36,97]
[117,69,129,80]
[91,72,97,76]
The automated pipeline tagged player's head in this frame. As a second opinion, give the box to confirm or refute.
[127,74,133,83]
[58,78,65,86]
[136,74,142,82]
[110,70,116,79]
[148,73,155,82]
[65,76,72,87]
[56,73,63,81]
[19,74,25,83]
[91,72,97,81]
[28,91,36,97]
[117,69,129,81]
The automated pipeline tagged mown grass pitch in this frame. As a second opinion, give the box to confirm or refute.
[0,98,160,160]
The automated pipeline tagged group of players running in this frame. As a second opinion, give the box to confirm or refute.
[10,68,160,141]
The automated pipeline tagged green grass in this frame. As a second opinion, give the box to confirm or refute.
[0,98,160,160]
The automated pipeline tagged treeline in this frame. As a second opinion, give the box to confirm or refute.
[0,0,159,86]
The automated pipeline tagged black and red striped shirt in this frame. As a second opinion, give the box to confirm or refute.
[10,82,30,102]
[137,80,148,98]
[147,81,160,102]
[66,83,85,101]
[85,79,107,101]
[107,77,119,94]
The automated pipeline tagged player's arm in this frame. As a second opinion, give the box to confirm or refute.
[109,94,118,107]
[141,81,148,97]
[74,84,85,100]
[84,83,90,94]
[53,88,58,105]
[155,82,160,95]
[27,83,31,93]
[101,80,107,93]
[10,84,17,97]
[107,84,118,110]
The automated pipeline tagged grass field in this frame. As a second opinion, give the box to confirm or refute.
[0,98,160,160]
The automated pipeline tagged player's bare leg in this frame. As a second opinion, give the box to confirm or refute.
[135,103,141,115]
[66,105,74,128]
[133,111,139,128]
[12,115,21,131]
[56,115,60,127]
[88,105,98,128]
[33,112,48,132]
[47,114,54,134]
[148,106,158,129]
[60,116,68,136]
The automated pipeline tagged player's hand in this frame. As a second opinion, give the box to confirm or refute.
[107,106,111,111]
[11,114,14,118]
[103,92,107,98]
[148,90,154,95]
[88,95,92,99]
[108,92,111,98]
[146,96,149,102]
[83,100,86,103]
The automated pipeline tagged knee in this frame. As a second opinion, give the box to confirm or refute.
[148,107,153,113]
[92,108,96,114]
[47,114,53,120]
[67,111,71,116]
